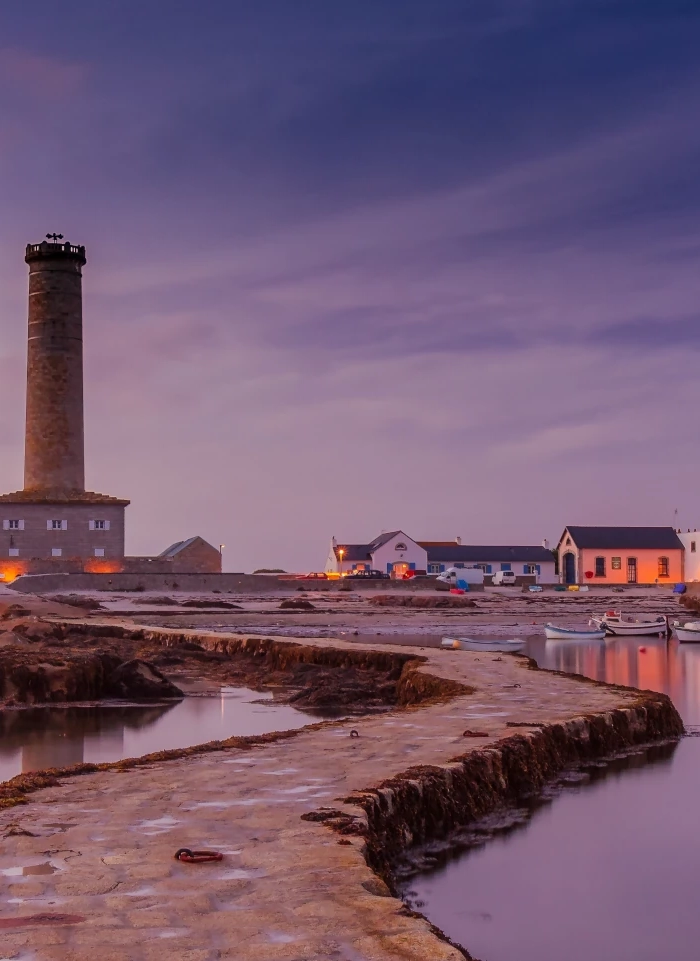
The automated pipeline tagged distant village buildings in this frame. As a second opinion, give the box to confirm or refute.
[326,532,557,583]
[0,238,220,581]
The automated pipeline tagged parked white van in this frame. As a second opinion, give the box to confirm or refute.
[492,570,517,586]
[436,567,485,589]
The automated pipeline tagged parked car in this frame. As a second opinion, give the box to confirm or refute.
[300,572,328,579]
[492,570,517,586]
[346,569,389,579]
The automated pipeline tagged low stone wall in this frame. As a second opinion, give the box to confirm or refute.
[8,572,288,594]
[344,699,683,883]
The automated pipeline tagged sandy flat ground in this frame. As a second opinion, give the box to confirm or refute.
[45,584,686,640]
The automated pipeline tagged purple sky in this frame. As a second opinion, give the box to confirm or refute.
[0,1,698,572]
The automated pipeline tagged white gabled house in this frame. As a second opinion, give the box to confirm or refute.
[326,531,428,578]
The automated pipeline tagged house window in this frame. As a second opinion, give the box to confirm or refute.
[692,541,697,554]
[428,563,441,574]
[94,548,105,557]
[8,548,19,557]
[454,563,464,569]
[500,563,511,571]
[48,519,67,531]
[394,542,407,551]
[524,564,541,575]
[595,556,606,577]
[52,548,62,557]
[611,557,621,570]
[475,563,493,574]
[658,556,670,578]
[89,519,110,531]
[3,519,23,531]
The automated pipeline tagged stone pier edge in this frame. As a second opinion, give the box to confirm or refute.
[2,621,686,960]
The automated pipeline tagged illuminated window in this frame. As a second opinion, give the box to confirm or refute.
[595,556,606,577]
[658,556,669,577]
[611,557,621,570]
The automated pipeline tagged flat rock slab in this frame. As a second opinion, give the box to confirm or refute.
[0,630,662,960]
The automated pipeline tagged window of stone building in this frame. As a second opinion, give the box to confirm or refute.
[89,519,110,531]
[658,556,670,577]
[3,519,23,530]
[595,556,606,577]
[48,519,67,531]
[692,541,697,553]
[8,548,19,557]
[52,548,62,557]
[94,548,105,557]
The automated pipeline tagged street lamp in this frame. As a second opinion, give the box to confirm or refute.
[338,547,345,576]
[219,544,225,573]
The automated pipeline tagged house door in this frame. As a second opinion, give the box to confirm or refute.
[392,562,409,579]
[564,552,576,584]
[627,557,637,584]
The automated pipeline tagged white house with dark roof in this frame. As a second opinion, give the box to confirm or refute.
[325,532,556,581]
[418,540,557,582]
[326,532,427,577]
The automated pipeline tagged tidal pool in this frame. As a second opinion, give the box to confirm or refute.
[0,686,313,784]
[406,634,700,961]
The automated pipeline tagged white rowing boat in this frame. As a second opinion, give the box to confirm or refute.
[590,611,668,636]
[672,620,700,642]
[441,637,525,653]
[544,623,606,641]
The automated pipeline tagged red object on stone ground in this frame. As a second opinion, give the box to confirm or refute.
[174,848,223,863]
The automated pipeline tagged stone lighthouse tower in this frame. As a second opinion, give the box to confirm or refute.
[24,239,87,493]
[0,237,129,575]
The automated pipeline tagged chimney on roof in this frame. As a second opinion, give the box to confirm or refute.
[542,538,549,549]
[455,536,462,545]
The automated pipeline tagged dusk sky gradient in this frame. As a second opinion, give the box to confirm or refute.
[0,1,699,571]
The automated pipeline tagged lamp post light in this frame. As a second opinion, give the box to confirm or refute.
[338,547,345,576]
[219,544,225,573]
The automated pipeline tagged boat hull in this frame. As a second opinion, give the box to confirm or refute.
[544,625,606,641]
[590,615,668,637]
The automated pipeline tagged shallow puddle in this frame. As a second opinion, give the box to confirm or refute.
[0,686,314,783]
[407,634,700,961]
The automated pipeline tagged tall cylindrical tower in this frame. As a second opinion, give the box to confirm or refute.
[23,239,87,492]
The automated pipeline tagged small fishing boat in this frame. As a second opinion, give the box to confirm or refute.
[672,620,700,642]
[590,611,668,636]
[544,623,606,641]
[441,637,525,653]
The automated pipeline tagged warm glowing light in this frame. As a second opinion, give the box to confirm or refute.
[83,559,123,574]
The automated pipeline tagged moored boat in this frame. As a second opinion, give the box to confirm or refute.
[544,623,606,641]
[590,611,668,636]
[672,620,700,642]
[441,637,525,653]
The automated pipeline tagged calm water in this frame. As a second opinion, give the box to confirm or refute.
[408,634,700,961]
[0,686,313,784]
